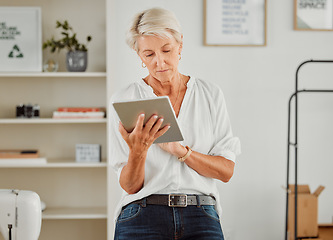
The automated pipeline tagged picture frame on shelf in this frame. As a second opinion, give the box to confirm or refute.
[294,0,333,31]
[76,144,101,163]
[204,0,267,46]
[0,7,42,72]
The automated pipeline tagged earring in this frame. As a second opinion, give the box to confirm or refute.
[142,62,146,68]
[179,55,182,60]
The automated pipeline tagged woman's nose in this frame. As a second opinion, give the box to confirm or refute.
[155,53,165,67]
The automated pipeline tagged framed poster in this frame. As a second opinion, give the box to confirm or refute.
[204,0,267,46]
[294,0,333,30]
[0,7,42,72]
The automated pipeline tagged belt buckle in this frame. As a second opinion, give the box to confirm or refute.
[168,194,187,207]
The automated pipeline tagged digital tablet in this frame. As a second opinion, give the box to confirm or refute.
[112,96,184,144]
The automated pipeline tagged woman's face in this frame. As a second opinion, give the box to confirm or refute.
[137,34,182,83]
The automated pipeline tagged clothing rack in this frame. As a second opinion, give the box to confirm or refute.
[285,59,333,240]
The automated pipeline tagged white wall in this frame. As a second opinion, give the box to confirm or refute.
[109,0,333,239]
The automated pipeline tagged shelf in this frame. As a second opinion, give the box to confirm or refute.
[0,159,107,168]
[0,118,107,124]
[0,0,109,239]
[42,207,107,220]
[0,72,107,78]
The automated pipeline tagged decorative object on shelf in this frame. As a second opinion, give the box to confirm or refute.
[66,50,87,72]
[294,0,333,31]
[16,103,40,118]
[204,0,267,46]
[0,7,42,72]
[52,107,106,119]
[33,104,40,117]
[43,20,92,72]
[16,104,25,118]
[43,59,58,72]
[75,144,101,163]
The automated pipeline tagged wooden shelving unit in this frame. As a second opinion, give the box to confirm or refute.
[0,0,109,239]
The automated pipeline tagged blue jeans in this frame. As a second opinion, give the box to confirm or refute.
[114,203,224,240]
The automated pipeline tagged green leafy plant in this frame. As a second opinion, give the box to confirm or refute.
[43,20,92,53]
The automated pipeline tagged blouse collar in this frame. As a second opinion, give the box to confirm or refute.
[139,75,194,96]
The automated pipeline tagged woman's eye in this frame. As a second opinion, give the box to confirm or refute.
[146,53,153,57]
[163,50,170,53]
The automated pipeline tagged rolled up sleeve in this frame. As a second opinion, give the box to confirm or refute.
[208,88,241,162]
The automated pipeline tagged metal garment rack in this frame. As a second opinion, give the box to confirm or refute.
[285,59,333,240]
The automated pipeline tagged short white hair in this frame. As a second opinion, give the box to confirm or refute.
[126,8,182,52]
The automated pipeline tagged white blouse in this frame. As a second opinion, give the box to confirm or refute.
[109,76,241,220]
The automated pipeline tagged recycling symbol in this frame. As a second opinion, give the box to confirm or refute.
[8,45,24,58]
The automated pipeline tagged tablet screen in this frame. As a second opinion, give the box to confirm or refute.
[112,96,184,143]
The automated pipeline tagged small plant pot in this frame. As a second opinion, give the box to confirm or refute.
[66,51,87,72]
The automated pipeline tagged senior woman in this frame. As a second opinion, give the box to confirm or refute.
[110,7,240,240]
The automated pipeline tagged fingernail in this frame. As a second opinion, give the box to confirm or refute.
[153,115,158,119]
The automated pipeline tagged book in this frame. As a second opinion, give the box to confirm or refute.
[52,111,105,119]
[0,150,39,159]
[53,107,106,119]
[57,107,105,113]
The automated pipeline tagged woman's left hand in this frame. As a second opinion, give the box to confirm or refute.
[159,142,235,183]
[158,142,187,158]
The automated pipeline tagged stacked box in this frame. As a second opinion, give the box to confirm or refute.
[319,224,333,240]
[288,184,325,240]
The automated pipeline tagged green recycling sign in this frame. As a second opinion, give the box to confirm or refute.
[8,45,24,58]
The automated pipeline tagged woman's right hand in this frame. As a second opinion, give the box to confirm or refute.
[118,113,170,194]
[119,113,170,152]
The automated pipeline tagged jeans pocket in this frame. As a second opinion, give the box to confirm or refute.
[200,205,220,222]
[117,204,142,223]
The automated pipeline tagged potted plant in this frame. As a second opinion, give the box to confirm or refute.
[43,20,92,72]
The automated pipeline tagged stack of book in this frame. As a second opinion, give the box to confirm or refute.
[52,107,106,119]
[0,150,47,165]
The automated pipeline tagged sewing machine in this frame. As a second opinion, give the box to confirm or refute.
[0,190,41,240]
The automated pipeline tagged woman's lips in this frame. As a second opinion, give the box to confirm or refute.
[157,69,168,73]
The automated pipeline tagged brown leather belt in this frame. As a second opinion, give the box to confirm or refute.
[131,194,216,207]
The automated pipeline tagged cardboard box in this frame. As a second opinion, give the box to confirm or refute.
[288,184,325,240]
[319,224,333,240]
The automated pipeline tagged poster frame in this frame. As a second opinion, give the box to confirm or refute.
[204,0,267,47]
